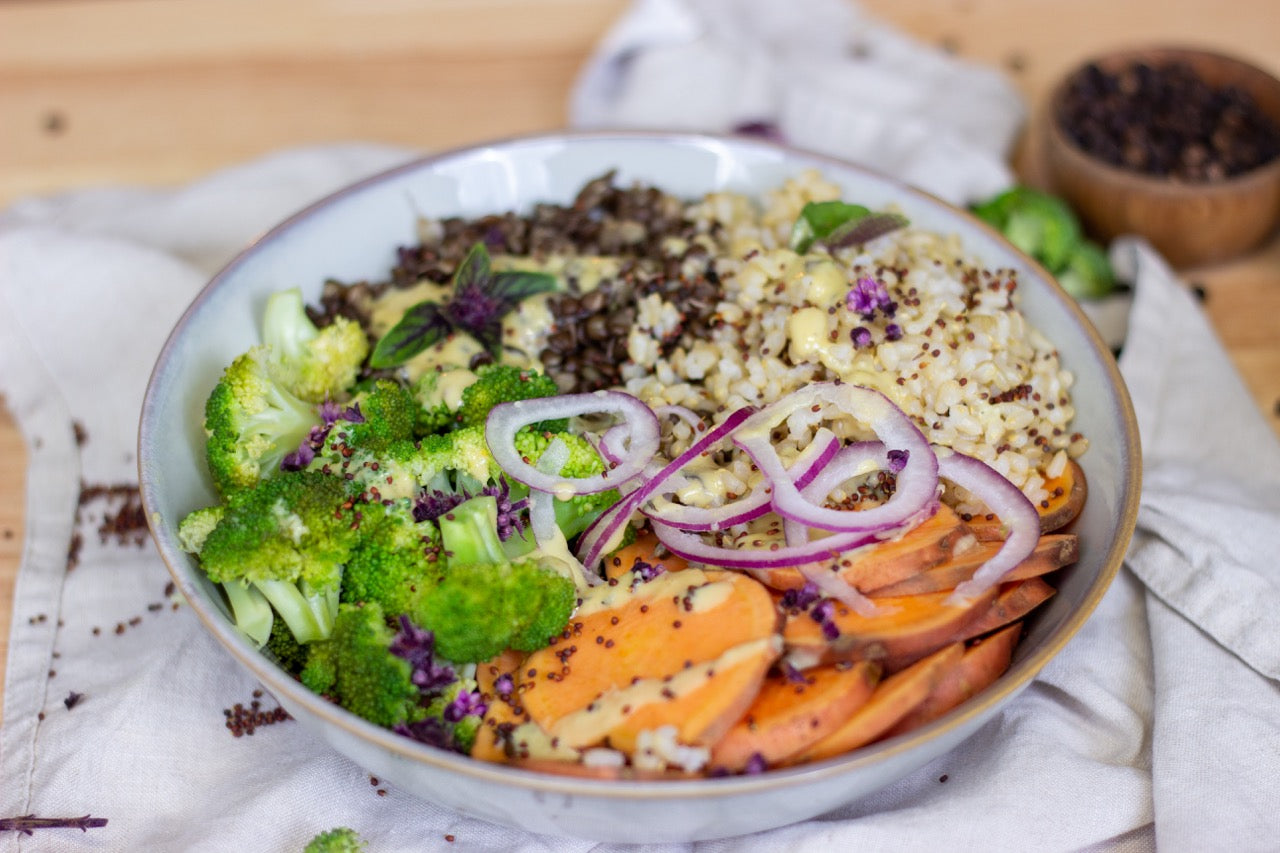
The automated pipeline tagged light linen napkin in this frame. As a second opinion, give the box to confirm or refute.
[570,0,1024,206]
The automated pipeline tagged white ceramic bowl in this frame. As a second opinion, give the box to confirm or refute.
[139,131,1141,843]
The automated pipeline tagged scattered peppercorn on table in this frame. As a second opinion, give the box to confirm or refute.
[1,0,1278,711]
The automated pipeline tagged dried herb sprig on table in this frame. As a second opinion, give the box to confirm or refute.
[0,814,108,835]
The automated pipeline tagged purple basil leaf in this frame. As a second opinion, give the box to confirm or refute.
[823,212,910,249]
[369,300,453,368]
[451,242,492,297]
[487,270,558,302]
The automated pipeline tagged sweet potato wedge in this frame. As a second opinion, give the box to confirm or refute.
[471,648,529,763]
[947,577,1055,646]
[968,459,1087,540]
[782,586,996,672]
[518,567,781,749]
[867,533,1078,597]
[793,643,964,763]
[761,505,976,594]
[709,660,880,772]
[574,635,781,753]
[885,622,1021,738]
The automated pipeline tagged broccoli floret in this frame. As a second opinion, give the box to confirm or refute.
[341,500,443,617]
[308,381,425,500]
[414,495,575,663]
[177,504,224,553]
[303,826,366,853]
[416,424,497,485]
[262,288,369,404]
[197,469,357,643]
[510,429,620,538]
[456,364,563,429]
[422,679,485,754]
[301,602,424,728]
[409,369,471,434]
[204,345,321,494]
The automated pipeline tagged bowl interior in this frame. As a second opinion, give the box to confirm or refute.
[139,132,1141,841]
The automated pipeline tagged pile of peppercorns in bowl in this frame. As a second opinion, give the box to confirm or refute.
[1044,46,1280,267]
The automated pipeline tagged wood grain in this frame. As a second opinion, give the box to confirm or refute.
[2,0,1278,710]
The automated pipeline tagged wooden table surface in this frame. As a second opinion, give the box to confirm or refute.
[2,0,1278,706]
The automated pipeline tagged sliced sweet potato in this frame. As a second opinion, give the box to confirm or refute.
[867,533,1078,597]
[793,643,964,764]
[563,635,781,752]
[518,567,781,749]
[603,528,690,581]
[762,505,976,594]
[471,648,529,763]
[968,459,1087,540]
[782,586,996,672]
[885,622,1021,738]
[946,577,1055,646]
[511,758,700,780]
[709,659,881,772]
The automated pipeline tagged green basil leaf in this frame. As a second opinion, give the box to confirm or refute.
[369,300,453,368]
[487,270,559,303]
[823,212,910,249]
[789,201,871,252]
[452,242,492,296]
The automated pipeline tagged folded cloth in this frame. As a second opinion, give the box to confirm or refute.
[570,0,1024,205]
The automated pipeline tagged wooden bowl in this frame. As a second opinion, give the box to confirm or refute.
[1044,47,1280,268]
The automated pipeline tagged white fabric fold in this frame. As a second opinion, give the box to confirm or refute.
[570,0,1024,205]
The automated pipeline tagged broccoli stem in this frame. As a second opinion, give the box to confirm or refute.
[254,579,338,643]
[221,580,274,647]
[438,496,506,566]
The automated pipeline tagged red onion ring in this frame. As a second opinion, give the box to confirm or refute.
[649,517,883,570]
[640,428,841,532]
[486,391,660,496]
[574,407,756,570]
[935,448,1040,605]
[734,383,937,534]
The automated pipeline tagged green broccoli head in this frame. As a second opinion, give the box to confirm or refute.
[1056,239,1116,300]
[261,287,369,404]
[264,610,310,675]
[300,602,425,729]
[970,186,1083,273]
[196,469,357,642]
[306,380,426,500]
[341,500,444,617]
[204,345,321,494]
[422,678,485,754]
[303,827,367,853]
[457,364,563,429]
[415,424,497,486]
[415,557,576,662]
[415,491,576,666]
[410,369,471,434]
[177,504,225,553]
[510,429,618,538]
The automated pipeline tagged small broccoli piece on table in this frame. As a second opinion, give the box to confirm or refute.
[413,495,576,663]
[1057,240,1116,300]
[196,469,358,643]
[301,602,424,729]
[303,826,367,853]
[204,345,321,495]
[340,500,443,618]
[456,364,564,430]
[261,287,369,404]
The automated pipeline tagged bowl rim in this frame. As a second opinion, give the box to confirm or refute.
[1046,44,1280,193]
[138,128,1142,802]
